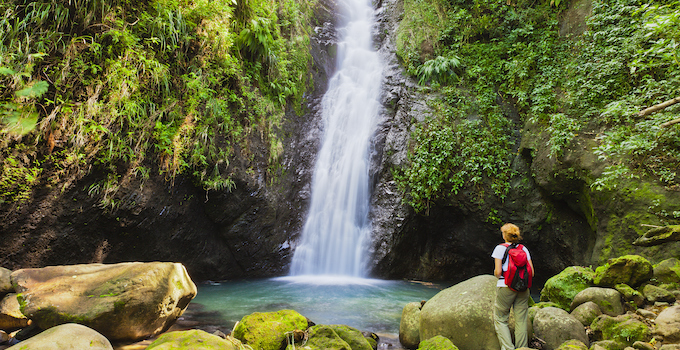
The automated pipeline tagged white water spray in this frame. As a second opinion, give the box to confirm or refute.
[290,0,382,277]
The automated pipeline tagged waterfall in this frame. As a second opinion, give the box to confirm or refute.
[290,0,382,277]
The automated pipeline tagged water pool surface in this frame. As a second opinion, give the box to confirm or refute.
[189,276,445,336]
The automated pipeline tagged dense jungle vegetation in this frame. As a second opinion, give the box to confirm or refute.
[0,0,313,207]
[394,0,680,218]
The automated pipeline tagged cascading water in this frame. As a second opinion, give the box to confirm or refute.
[289,0,382,277]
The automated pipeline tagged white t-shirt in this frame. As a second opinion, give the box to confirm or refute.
[492,244,531,288]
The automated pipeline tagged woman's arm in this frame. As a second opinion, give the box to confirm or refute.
[529,259,535,277]
[494,258,503,278]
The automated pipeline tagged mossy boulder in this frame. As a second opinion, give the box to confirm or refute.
[590,314,650,346]
[614,284,644,307]
[570,287,623,316]
[593,256,653,287]
[294,325,351,350]
[233,309,308,350]
[641,284,676,303]
[533,307,589,350]
[0,293,30,330]
[540,266,595,310]
[400,302,422,349]
[147,330,243,350]
[653,258,680,286]
[556,339,588,350]
[326,325,373,350]
[570,301,602,326]
[417,335,458,350]
[6,323,113,350]
[10,262,197,341]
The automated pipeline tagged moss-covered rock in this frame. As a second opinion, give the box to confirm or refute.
[326,325,373,350]
[571,301,602,326]
[571,287,624,316]
[593,255,653,287]
[417,335,459,350]
[641,284,676,303]
[233,309,308,350]
[653,258,680,286]
[556,339,588,350]
[400,302,422,349]
[590,314,650,346]
[614,284,644,307]
[540,266,595,310]
[147,330,243,350]
[10,262,197,341]
[295,325,351,350]
[0,293,30,330]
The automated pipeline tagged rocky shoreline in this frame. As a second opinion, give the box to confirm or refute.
[1,256,679,350]
[400,255,680,350]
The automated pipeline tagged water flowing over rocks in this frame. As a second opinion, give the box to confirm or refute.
[10,262,196,341]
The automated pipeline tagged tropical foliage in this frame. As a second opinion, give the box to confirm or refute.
[0,0,314,206]
[394,0,680,213]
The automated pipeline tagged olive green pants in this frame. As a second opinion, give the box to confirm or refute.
[494,286,530,350]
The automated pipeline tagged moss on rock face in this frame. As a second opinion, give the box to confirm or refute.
[653,258,680,286]
[590,314,651,346]
[641,284,676,303]
[540,266,595,310]
[593,255,653,287]
[147,330,243,350]
[326,325,373,350]
[555,339,588,350]
[417,335,459,350]
[614,284,644,307]
[294,325,352,350]
[233,310,308,350]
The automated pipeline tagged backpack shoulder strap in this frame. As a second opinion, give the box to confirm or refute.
[501,243,517,266]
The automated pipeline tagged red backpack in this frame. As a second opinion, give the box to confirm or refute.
[502,243,532,292]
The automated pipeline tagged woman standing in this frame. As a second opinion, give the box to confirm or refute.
[492,223,534,350]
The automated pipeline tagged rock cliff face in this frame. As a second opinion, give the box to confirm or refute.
[365,0,680,284]
[1,0,678,283]
[0,0,339,282]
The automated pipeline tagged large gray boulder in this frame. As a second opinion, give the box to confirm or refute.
[400,302,422,349]
[570,301,601,326]
[533,307,588,350]
[570,287,624,316]
[10,262,197,341]
[0,293,30,331]
[6,323,113,350]
[420,275,530,350]
[654,305,680,343]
